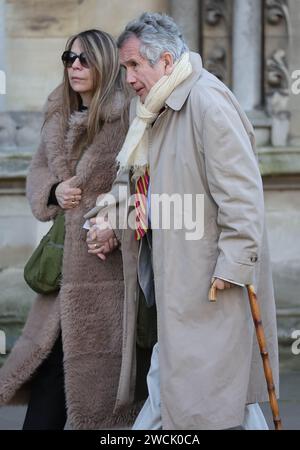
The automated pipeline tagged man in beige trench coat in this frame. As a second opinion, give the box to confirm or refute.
[85,13,279,430]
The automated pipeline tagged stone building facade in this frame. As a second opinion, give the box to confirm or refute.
[0,0,299,371]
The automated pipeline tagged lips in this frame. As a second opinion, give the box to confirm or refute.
[136,87,144,95]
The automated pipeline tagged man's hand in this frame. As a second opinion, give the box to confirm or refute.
[211,278,234,290]
[55,176,82,209]
[208,277,235,302]
[86,216,118,260]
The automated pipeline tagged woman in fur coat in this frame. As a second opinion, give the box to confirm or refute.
[0,29,134,429]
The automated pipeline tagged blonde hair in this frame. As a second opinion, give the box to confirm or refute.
[46,29,128,144]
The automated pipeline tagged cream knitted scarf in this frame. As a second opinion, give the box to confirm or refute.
[116,52,192,179]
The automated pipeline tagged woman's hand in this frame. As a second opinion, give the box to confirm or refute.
[86,217,119,260]
[55,176,82,210]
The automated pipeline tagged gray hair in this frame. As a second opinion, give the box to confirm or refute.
[117,12,189,66]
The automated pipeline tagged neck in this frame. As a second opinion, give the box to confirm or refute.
[80,92,92,107]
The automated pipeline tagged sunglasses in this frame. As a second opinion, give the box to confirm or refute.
[61,51,89,68]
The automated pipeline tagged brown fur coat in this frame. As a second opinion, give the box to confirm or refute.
[0,88,137,429]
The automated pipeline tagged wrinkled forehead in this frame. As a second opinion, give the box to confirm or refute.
[119,36,144,65]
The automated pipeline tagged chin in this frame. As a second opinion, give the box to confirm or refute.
[71,86,86,94]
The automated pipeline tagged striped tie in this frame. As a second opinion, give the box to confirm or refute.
[135,168,150,240]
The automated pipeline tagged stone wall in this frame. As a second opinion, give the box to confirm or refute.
[263,182,300,371]
[288,0,300,146]
[0,194,50,365]
[4,0,168,111]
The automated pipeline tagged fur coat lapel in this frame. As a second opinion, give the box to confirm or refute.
[44,90,126,188]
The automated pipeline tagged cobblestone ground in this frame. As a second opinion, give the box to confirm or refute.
[0,372,299,430]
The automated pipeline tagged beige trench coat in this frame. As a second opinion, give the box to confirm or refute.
[86,52,279,430]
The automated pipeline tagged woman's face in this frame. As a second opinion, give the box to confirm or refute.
[67,38,94,106]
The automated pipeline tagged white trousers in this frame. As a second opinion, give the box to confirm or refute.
[133,343,269,430]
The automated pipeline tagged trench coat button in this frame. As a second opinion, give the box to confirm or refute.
[250,255,258,263]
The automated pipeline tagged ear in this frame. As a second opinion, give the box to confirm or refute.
[161,52,174,75]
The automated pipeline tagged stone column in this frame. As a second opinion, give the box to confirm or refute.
[169,0,200,52]
[233,0,262,111]
[0,0,6,111]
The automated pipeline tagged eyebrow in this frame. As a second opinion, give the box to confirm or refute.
[121,59,138,67]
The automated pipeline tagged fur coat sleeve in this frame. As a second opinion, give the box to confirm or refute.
[26,96,66,222]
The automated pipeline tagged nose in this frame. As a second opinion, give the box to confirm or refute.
[126,68,136,85]
[72,57,82,70]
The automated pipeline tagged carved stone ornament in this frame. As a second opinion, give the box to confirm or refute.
[204,0,226,26]
[267,48,289,93]
[266,49,290,145]
[206,46,226,82]
[266,0,290,32]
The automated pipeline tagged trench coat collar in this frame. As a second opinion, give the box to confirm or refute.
[165,52,203,111]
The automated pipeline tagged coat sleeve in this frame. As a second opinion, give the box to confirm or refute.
[202,100,265,285]
[26,132,61,222]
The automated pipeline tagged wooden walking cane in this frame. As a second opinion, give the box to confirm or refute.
[209,281,282,430]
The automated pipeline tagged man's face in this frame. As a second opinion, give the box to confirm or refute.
[120,36,167,103]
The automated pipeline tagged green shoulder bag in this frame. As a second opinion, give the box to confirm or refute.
[24,212,65,295]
